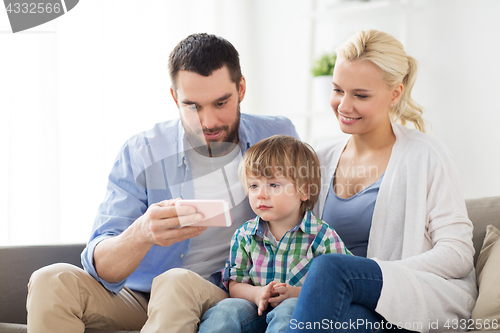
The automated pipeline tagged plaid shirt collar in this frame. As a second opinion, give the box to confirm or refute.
[246,210,317,238]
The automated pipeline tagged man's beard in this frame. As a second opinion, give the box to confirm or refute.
[182,104,241,157]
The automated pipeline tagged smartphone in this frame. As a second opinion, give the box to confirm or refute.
[175,199,233,227]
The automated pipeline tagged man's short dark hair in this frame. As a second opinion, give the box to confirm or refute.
[169,33,242,90]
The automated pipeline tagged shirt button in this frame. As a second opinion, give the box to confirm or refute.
[180,253,184,258]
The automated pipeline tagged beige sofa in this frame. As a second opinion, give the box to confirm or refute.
[1,196,499,333]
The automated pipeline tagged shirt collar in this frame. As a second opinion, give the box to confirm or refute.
[249,211,317,238]
[237,117,251,153]
[177,120,186,167]
[298,211,318,235]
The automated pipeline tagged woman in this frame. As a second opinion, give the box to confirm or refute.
[287,30,477,333]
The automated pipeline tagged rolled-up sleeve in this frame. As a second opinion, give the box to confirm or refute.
[81,233,126,294]
[223,228,253,289]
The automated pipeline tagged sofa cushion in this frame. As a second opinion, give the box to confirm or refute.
[466,196,500,265]
[0,244,85,325]
[0,323,139,333]
[0,323,27,333]
[471,225,500,329]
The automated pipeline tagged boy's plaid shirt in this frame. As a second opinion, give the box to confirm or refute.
[223,211,351,288]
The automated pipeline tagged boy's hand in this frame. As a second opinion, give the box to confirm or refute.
[268,283,301,308]
[257,281,277,316]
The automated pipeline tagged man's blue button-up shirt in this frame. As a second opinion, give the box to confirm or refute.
[81,113,299,294]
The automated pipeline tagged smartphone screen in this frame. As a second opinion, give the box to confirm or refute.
[175,199,232,227]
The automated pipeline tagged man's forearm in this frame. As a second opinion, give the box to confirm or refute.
[93,221,152,283]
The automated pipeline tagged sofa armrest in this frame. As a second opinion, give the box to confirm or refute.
[0,244,85,325]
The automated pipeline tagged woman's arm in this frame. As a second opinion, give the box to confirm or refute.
[397,147,474,279]
[396,222,474,278]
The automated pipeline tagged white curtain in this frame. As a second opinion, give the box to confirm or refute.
[0,0,312,246]
[0,29,60,245]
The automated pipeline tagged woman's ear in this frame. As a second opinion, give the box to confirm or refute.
[391,82,404,106]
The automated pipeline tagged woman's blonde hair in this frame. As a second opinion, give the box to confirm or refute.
[336,29,425,132]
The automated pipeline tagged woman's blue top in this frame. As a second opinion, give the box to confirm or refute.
[321,173,384,257]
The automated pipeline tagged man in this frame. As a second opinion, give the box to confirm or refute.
[27,33,298,332]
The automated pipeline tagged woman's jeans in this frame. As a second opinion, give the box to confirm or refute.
[286,253,395,333]
[199,296,298,333]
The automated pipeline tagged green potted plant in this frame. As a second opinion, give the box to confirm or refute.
[311,52,337,111]
[311,52,337,77]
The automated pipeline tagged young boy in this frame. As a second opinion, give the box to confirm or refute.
[198,135,351,333]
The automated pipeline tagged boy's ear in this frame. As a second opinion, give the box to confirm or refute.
[300,184,310,202]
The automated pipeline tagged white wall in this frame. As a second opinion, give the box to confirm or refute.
[406,0,500,199]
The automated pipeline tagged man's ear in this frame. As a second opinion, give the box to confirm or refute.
[238,76,246,102]
[170,87,179,107]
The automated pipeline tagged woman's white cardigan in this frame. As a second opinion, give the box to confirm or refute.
[313,123,477,332]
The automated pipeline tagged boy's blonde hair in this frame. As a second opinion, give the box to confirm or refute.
[239,135,321,216]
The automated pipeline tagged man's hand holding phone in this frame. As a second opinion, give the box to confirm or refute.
[136,198,232,248]
[94,198,207,283]
[136,198,207,247]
